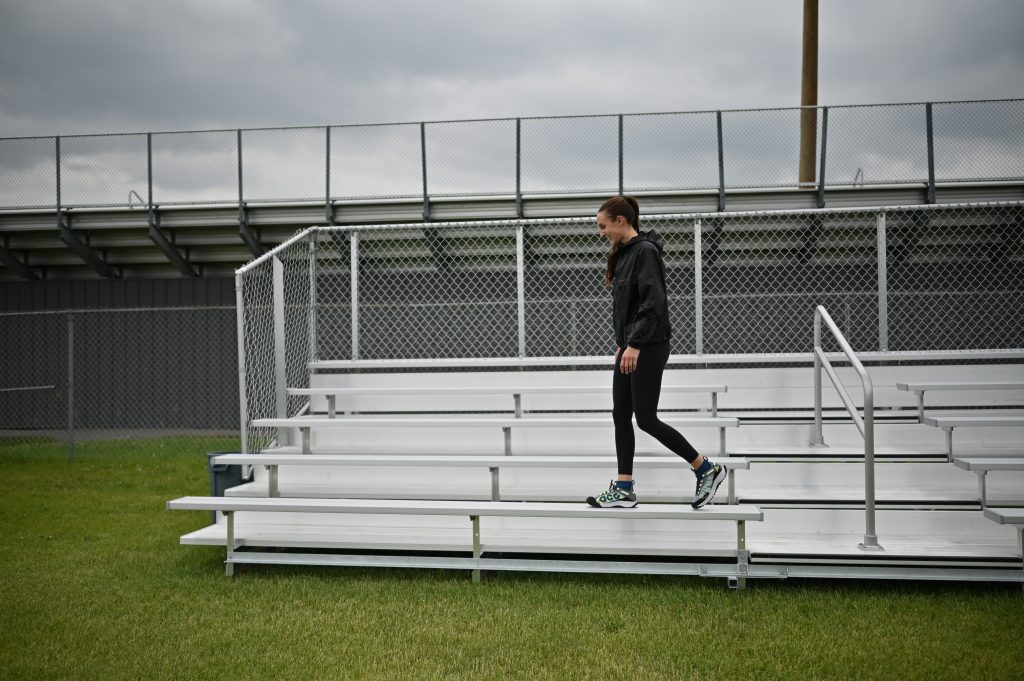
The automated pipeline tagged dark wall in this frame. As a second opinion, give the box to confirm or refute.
[0,278,236,312]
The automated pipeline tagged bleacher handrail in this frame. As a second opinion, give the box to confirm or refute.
[811,305,882,551]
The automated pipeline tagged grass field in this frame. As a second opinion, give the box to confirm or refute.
[1,439,1022,680]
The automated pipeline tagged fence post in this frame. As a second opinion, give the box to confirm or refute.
[516,222,527,358]
[235,273,249,455]
[816,107,828,208]
[925,103,936,204]
[876,210,889,352]
[67,313,74,462]
[55,136,62,224]
[420,123,430,221]
[618,114,624,195]
[309,236,319,363]
[693,218,703,355]
[716,112,726,212]
[515,118,523,219]
[325,126,333,224]
[273,257,287,444]
[351,231,360,360]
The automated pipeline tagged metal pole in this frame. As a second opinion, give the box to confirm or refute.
[716,112,726,211]
[56,136,62,222]
[618,114,624,195]
[420,122,430,221]
[816,107,828,208]
[925,103,936,204]
[237,129,244,207]
[308,237,319,364]
[516,223,527,357]
[876,211,889,352]
[811,309,824,446]
[235,273,250,455]
[67,313,74,462]
[798,0,819,186]
[515,118,523,219]
[693,218,703,355]
[147,132,154,209]
[860,381,881,550]
[325,127,333,224]
[273,257,287,445]
[350,231,360,360]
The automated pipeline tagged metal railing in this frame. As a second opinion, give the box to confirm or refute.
[811,305,882,551]
[1,99,1022,212]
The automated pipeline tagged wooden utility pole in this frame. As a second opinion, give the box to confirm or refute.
[799,0,819,186]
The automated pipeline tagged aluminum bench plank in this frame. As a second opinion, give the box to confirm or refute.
[253,416,739,428]
[212,453,750,469]
[168,496,763,521]
[289,385,728,396]
[922,416,1024,428]
[179,522,742,557]
[897,382,1024,391]
[983,508,1024,525]
[953,457,1024,472]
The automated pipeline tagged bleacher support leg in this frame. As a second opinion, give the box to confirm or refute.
[489,467,500,501]
[327,395,336,418]
[503,427,512,456]
[267,465,279,498]
[514,394,522,418]
[471,515,481,584]
[944,428,954,462]
[225,511,235,577]
[733,520,748,590]
[977,472,988,508]
[302,428,311,455]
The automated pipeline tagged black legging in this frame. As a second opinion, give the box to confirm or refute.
[613,340,700,475]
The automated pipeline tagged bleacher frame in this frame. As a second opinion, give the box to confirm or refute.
[168,201,1024,587]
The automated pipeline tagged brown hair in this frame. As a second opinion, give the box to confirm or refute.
[601,196,640,285]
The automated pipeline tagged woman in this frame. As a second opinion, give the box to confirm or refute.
[586,196,728,509]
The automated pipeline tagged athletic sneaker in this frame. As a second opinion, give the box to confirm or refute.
[586,480,638,508]
[691,463,727,509]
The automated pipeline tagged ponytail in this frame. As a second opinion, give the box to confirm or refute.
[600,196,640,286]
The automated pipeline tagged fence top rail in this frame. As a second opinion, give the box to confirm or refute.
[3,98,1022,141]
[296,200,1024,240]
[234,197,1024,276]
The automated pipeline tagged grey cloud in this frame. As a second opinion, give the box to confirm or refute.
[0,0,1021,139]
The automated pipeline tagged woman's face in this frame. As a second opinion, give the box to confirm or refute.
[597,210,633,247]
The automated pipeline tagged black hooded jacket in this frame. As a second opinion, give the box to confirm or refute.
[611,230,672,348]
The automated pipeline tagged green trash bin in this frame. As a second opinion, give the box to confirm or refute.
[207,451,244,523]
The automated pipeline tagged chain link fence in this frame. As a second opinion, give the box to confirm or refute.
[235,201,1023,452]
[0,307,240,456]
[4,99,1021,210]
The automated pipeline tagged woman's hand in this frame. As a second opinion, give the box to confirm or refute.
[620,346,639,374]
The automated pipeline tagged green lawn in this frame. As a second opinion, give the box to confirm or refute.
[1,441,1022,681]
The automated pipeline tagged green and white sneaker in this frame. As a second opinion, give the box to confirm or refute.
[691,463,727,509]
[586,480,638,508]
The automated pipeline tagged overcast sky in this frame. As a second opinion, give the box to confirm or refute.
[1,0,1022,137]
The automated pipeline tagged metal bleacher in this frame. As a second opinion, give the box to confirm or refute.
[167,203,1024,589]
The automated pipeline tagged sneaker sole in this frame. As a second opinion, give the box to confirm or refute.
[586,496,638,508]
[691,466,728,509]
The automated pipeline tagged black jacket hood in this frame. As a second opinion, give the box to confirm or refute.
[619,229,665,255]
